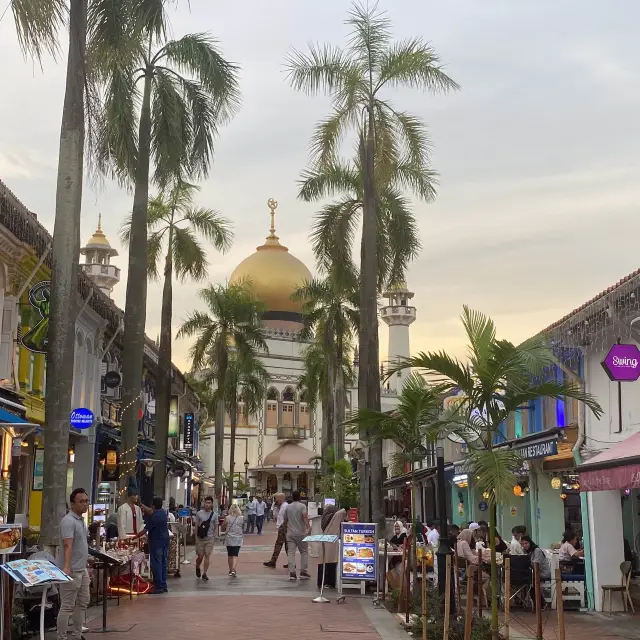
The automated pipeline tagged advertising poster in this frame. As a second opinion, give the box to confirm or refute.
[340,522,377,582]
[0,524,22,554]
[32,448,44,490]
[168,396,179,438]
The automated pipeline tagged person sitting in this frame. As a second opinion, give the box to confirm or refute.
[521,536,550,580]
[494,531,510,554]
[457,529,490,600]
[388,521,407,570]
[559,530,584,573]
[510,525,526,555]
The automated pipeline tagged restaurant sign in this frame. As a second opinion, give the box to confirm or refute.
[514,437,558,460]
[340,522,377,582]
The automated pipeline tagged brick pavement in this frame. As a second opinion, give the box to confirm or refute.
[86,521,387,640]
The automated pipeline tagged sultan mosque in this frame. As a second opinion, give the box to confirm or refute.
[200,199,417,500]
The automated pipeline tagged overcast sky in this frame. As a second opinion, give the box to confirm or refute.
[1,0,639,371]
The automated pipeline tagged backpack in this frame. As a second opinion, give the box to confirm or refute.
[197,512,214,539]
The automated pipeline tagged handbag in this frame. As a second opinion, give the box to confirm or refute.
[197,512,214,539]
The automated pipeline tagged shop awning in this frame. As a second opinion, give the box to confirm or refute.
[0,406,30,424]
[578,431,640,492]
[382,467,437,490]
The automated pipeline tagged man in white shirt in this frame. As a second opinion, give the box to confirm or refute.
[244,496,257,533]
[510,525,526,555]
[264,493,288,568]
[117,482,143,539]
[427,523,440,546]
[255,496,266,535]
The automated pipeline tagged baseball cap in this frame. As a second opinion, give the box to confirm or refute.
[469,522,480,531]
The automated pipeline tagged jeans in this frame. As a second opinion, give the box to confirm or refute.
[57,569,90,640]
[150,544,168,591]
[245,514,256,533]
[287,534,309,574]
[256,515,264,534]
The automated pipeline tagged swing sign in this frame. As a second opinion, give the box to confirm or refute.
[602,344,640,382]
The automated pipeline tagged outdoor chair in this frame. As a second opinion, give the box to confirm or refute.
[506,554,533,610]
[601,561,635,614]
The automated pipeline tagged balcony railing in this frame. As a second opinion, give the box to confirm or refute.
[81,263,121,279]
[277,425,307,440]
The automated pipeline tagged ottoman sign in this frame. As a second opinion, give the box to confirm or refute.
[601,343,640,382]
[70,407,94,430]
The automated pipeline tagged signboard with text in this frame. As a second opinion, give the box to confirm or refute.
[340,522,377,582]
[514,437,558,460]
[601,343,640,382]
[183,412,195,453]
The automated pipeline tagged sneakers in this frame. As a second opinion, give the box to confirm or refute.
[202,574,209,581]
[263,562,276,568]
[196,567,201,578]
[231,571,237,578]
[300,571,311,580]
[289,572,297,581]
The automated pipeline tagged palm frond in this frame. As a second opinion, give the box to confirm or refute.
[182,207,233,252]
[309,108,359,168]
[172,226,208,282]
[376,37,460,95]
[298,162,360,202]
[345,1,391,70]
[466,448,523,504]
[285,43,352,96]
[393,351,475,393]
[11,0,66,62]
[461,306,497,368]
[147,230,164,281]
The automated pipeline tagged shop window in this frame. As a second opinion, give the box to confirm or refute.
[283,387,295,402]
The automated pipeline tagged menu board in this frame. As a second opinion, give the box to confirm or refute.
[340,522,377,582]
[1,559,72,587]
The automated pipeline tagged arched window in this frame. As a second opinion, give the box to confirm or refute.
[297,472,308,491]
[266,387,278,427]
[266,474,278,495]
[282,386,295,426]
[282,472,293,492]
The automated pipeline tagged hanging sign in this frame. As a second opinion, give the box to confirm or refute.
[340,522,377,582]
[168,396,179,438]
[103,371,121,388]
[514,437,558,460]
[183,412,195,453]
[21,281,50,354]
[70,408,94,430]
[478,501,488,512]
[601,343,640,382]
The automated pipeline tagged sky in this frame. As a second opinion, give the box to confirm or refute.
[1,0,639,372]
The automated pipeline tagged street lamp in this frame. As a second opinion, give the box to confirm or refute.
[244,459,249,484]
[435,445,455,614]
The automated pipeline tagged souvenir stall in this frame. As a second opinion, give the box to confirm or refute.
[103,539,151,596]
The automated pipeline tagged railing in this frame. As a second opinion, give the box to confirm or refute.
[81,263,121,279]
[277,425,307,440]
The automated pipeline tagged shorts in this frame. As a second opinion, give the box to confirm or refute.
[195,538,214,556]
[226,545,241,557]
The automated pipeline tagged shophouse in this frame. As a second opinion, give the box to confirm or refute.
[539,269,640,611]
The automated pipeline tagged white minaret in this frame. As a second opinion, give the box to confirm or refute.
[380,281,416,393]
[80,214,120,297]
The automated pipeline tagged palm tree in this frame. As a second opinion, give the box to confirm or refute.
[393,307,603,638]
[120,181,232,497]
[88,0,241,485]
[311,445,358,509]
[177,282,267,502]
[9,0,66,64]
[215,351,268,503]
[293,271,359,460]
[286,1,459,527]
[347,374,443,598]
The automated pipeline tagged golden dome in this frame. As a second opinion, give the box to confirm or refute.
[229,199,311,318]
[81,214,118,256]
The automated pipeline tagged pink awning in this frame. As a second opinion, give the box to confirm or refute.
[578,431,640,492]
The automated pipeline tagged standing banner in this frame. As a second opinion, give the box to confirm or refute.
[340,522,377,583]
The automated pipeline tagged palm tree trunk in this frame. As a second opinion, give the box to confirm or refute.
[489,480,499,638]
[228,389,237,503]
[320,392,329,473]
[335,333,346,461]
[214,352,228,503]
[358,113,382,527]
[41,0,87,547]
[154,223,174,498]
[325,332,336,460]
[120,66,153,491]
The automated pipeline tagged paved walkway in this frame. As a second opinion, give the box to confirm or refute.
[85,522,405,640]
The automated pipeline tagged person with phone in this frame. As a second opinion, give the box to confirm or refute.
[195,496,217,580]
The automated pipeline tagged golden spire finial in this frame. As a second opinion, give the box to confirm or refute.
[267,198,278,237]
[97,213,102,232]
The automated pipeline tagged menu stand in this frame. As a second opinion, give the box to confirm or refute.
[86,550,135,634]
[303,534,339,604]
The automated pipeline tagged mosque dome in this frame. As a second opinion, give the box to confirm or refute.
[81,214,118,256]
[229,199,312,322]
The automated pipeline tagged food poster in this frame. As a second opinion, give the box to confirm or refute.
[340,522,377,581]
[0,524,22,554]
[1,559,72,586]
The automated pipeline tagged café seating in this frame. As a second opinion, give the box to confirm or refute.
[601,561,635,614]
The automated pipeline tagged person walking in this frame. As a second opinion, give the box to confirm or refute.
[245,496,257,533]
[264,492,288,568]
[255,496,266,535]
[138,498,170,594]
[284,490,311,581]
[56,488,90,640]
[222,504,244,577]
[194,496,217,581]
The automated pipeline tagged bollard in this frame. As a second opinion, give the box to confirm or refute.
[464,566,475,640]
[555,568,565,640]
[504,557,511,640]
[533,561,542,639]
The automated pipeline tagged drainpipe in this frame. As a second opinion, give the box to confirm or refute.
[563,356,594,609]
